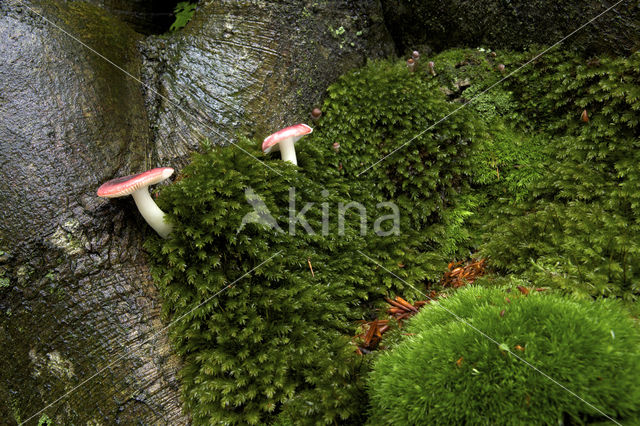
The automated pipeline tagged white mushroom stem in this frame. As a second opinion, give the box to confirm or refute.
[131,188,172,238]
[279,140,298,165]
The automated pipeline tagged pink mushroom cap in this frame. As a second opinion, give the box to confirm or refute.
[262,124,313,154]
[97,167,174,198]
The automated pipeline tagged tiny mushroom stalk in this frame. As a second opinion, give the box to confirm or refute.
[428,61,436,76]
[262,123,313,166]
[407,58,415,72]
[97,167,174,238]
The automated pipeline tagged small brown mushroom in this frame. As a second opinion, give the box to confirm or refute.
[406,58,415,73]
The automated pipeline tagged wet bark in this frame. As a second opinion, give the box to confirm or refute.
[0,1,185,424]
[0,0,394,424]
[84,0,178,35]
[142,0,395,165]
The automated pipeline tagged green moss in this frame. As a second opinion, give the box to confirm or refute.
[146,138,392,424]
[146,47,640,423]
[411,48,640,300]
[38,414,54,425]
[479,51,640,297]
[144,52,535,423]
[9,393,21,423]
[146,54,490,418]
[368,286,640,424]
[170,2,197,32]
[427,48,546,198]
[299,57,486,275]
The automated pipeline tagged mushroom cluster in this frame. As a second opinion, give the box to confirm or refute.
[98,123,315,237]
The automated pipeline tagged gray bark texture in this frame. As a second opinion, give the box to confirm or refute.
[0,0,394,424]
[0,1,187,424]
[142,0,395,166]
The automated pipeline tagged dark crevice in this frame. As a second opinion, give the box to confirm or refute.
[95,0,187,35]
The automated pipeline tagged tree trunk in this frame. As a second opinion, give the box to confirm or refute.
[0,1,185,424]
[0,0,394,424]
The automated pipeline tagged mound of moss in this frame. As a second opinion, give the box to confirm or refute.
[146,139,387,424]
[304,59,483,231]
[368,286,640,425]
[299,58,487,282]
